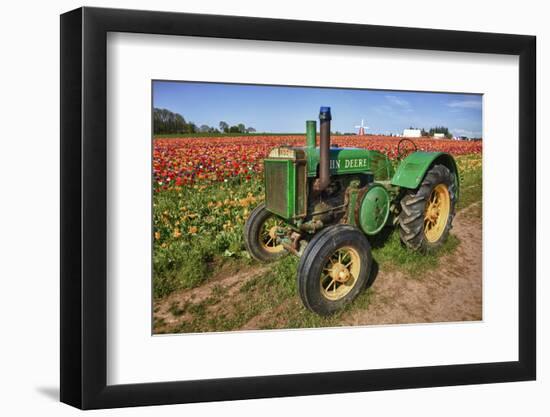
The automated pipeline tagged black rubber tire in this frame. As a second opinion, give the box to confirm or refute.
[297,224,372,316]
[398,164,457,253]
[243,203,287,262]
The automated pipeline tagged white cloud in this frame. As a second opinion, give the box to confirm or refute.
[385,95,410,108]
[446,99,482,110]
[375,104,393,113]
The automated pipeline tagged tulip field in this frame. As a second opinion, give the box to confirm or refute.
[152,135,482,301]
[153,135,481,190]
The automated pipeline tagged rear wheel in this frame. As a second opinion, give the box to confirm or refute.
[244,203,287,262]
[297,225,372,316]
[398,164,457,252]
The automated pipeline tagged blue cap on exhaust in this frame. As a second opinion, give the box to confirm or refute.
[319,106,332,121]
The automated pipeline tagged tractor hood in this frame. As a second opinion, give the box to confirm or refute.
[306,146,394,181]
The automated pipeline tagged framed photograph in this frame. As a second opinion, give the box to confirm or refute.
[60,6,536,409]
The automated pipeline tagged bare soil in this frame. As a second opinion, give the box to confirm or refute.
[342,203,482,326]
[153,204,482,333]
[153,264,270,332]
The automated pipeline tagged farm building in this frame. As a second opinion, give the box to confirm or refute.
[403,128,421,138]
[433,133,445,138]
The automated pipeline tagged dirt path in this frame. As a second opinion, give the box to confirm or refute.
[153,264,271,332]
[154,204,482,333]
[342,204,482,326]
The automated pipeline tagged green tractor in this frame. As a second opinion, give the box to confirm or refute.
[244,107,459,315]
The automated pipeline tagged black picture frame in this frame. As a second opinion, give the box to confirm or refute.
[60,6,536,410]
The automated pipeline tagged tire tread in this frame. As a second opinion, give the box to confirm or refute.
[398,164,457,252]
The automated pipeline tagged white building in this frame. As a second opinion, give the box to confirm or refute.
[403,128,421,138]
[433,133,445,138]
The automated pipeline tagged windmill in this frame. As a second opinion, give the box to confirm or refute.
[355,119,369,136]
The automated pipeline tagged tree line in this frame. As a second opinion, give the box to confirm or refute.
[420,126,453,139]
[408,125,453,139]
[153,108,256,135]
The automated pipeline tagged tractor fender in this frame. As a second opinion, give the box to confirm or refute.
[391,151,460,196]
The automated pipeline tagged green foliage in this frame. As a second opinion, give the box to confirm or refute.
[153,176,264,298]
[412,126,453,138]
[152,238,214,298]
[428,126,453,139]
[153,108,197,134]
[219,121,229,133]
[455,154,482,209]
[371,229,460,276]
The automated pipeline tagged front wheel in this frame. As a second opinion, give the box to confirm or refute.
[244,203,287,262]
[297,225,372,316]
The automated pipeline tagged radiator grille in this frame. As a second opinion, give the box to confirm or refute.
[264,160,289,217]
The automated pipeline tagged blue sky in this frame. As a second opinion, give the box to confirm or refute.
[153,81,482,137]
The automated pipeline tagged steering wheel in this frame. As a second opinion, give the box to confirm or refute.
[397,138,418,160]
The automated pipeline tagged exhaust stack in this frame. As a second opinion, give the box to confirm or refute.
[314,106,332,192]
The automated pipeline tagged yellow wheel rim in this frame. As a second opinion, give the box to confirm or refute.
[259,216,285,253]
[424,184,451,243]
[320,247,361,301]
